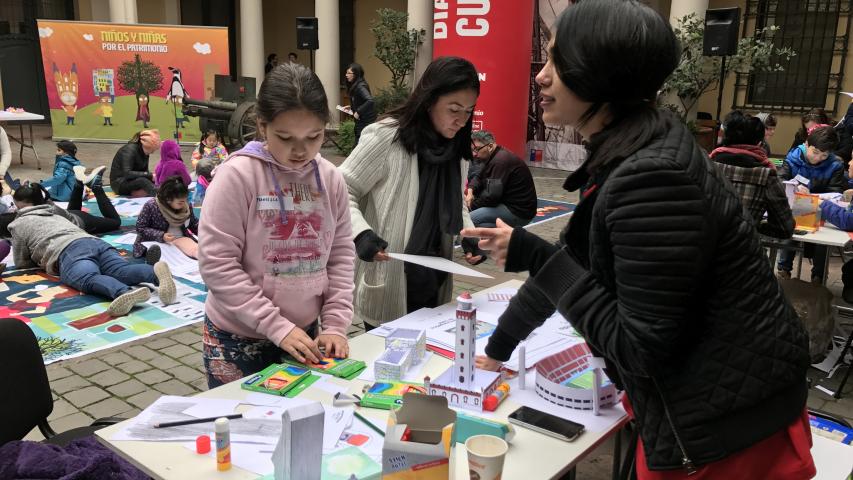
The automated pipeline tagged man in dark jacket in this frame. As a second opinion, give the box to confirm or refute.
[466,130,537,228]
[109,130,159,197]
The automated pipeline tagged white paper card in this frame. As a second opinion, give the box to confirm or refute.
[387,253,493,278]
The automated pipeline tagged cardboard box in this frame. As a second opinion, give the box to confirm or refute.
[382,393,456,479]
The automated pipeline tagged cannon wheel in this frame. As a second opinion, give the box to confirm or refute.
[228,102,257,147]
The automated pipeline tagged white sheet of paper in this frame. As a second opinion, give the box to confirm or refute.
[142,241,202,283]
[242,393,314,409]
[842,91,853,98]
[242,403,352,453]
[53,201,69,209]
[183,442,274,476]
[113,197,153,217]
[1,245,12,267]
[330,414,385,464]
[793,174,811,186]
[387,253,493,278]
[181,398,240,419]
[111,395,281,444]
[811,433,853,480]
[113,232,139,245]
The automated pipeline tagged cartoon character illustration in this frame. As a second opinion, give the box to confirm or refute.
[137,93,150,127]
[53,63,78,125]
[94,92,114,126]
[166,67,190,128]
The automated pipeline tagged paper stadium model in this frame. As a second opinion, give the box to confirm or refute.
[534,343,618,413]
[424,292,501,412]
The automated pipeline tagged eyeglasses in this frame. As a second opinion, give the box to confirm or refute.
[471,143,491,152]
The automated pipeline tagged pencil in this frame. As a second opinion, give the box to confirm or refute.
[153,413,243,428]
[353,410,385,437]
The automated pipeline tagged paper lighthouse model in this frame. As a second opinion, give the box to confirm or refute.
[424,292,501,412]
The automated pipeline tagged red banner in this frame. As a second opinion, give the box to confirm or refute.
[433,0,535,157]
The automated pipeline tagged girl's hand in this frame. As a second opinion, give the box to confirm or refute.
[163,233,176,243]
[279,328,322,364]
[475,355,502,371]
[460,218,514,266]
[317,334,349,358]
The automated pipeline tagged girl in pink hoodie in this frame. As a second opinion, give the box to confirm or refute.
[198,63,356,387]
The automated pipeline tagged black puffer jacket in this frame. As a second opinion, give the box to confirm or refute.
[486,116,809,471]
[109,142,151,192]
[349,80,376,125]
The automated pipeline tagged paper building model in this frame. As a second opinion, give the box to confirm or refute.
[385,328,426,362]
[273,402,324,480]
[374,347,413,381]
[424,292,501,412]
[534,344,618,413]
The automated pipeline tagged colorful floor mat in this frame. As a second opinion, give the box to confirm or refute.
[529,198,575,226]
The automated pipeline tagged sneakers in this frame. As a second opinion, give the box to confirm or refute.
[73,165,87,183]
[145,244,161,265]
[85,166,106,187]
[108,287,151,317]
[154,261,177,305]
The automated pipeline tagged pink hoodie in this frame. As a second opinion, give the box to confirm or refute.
[198,141,355,346]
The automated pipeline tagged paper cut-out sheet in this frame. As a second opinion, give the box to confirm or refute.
[387,253,493,278]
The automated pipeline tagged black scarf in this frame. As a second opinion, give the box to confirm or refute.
[405,135,463,256]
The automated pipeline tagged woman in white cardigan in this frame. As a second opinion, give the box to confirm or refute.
[340,57,480,328]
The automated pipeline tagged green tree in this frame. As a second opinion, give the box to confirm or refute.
[370,8,422,90]
[116,54,164,121]
[661,14,796,123]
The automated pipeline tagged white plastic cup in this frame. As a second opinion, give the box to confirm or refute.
[465,434,508,480]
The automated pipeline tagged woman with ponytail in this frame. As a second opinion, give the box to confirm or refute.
[462,1,813,478]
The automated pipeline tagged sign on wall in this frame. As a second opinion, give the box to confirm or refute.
[36,20,229,143]
[433,1,535,157]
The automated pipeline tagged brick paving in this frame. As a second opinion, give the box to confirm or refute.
[10,126,853,479]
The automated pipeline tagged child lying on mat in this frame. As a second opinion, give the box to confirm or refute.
[134,176,199,260]
[7,183,177,317]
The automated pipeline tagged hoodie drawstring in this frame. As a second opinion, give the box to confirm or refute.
[265,162,289,225]
[311,159,325,193]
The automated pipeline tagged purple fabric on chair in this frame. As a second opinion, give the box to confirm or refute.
[0,436,150,480]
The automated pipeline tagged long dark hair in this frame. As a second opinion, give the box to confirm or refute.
[156,176,189,204]
[796,108,831,144]
[551,0,679,171]
[13,182,51,206]
[722,110,765,146]
[386,56,479,159]
[346,63,368,93]
[256,63,330,127]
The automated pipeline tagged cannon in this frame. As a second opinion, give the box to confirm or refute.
[182,97,257,148]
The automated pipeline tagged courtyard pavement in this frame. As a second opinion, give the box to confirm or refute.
[6,125,852,479]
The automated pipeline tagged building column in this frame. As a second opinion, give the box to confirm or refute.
[315,0,340,127]
[124,0,138,23]
[669,0,708,26]
[239,0,265,94]
[89,0,111,22]
[109,0,126,23]
[408,0,433,85]
[163,0,181,25]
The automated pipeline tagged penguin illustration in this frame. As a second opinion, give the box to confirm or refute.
[166,66,190,128]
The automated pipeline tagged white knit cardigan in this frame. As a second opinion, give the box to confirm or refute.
[339,119,473,327]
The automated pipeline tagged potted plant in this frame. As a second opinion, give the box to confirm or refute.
[660,14,796,150]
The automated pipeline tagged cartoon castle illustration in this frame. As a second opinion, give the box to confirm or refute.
[424,292,501,412]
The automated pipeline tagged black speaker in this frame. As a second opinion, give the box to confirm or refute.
[703,8,740,56]
[296,17,318,50]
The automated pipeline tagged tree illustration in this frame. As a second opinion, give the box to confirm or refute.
[116,54,164,121]
[38,335,84,362]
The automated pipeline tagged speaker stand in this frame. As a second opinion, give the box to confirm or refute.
[714,55,727,147]
[309,50,315,73]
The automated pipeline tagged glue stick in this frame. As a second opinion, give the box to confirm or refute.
[484,383,511,411]
[215,417,231,471]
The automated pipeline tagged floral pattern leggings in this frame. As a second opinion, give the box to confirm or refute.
[202,316,316,389]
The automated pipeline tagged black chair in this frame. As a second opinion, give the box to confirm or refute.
[0,318,124,446]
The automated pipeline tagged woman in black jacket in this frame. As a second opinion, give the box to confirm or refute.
[109,130,159,197]
[345,63,376,144]
[462,1,813,478]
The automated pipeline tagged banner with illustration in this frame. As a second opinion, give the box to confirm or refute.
[36,20,228,143]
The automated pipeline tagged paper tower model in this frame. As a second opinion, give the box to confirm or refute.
[424,292,501,411]
[273,402,324,480]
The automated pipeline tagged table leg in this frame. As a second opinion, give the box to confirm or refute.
[833,330,853,399]
[18,124,24,165]
[28,124,41,170]
[822,247,831,286]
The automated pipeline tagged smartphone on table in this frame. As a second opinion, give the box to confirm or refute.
[507,406,585,442]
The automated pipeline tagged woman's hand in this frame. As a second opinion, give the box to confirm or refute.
[796,185,810,195]
[163,233,176,243]
[317,334,349,358]
[460,218,513,266]
[279,328,322,363]
[475,355,502,371]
